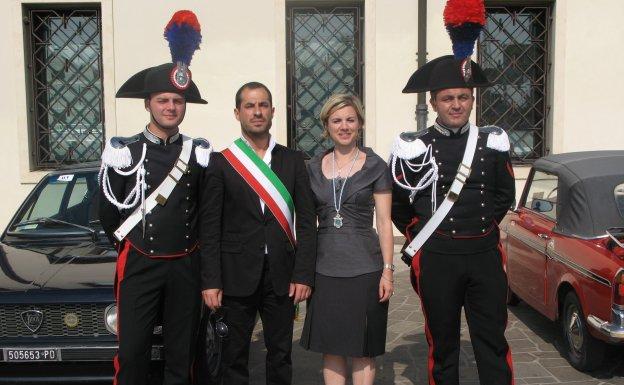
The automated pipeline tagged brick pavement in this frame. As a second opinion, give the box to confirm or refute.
[248,251,624,385]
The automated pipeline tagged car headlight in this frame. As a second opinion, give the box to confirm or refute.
[104,304,117,335]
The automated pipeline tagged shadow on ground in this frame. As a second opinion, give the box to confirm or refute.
[508,300,624,383]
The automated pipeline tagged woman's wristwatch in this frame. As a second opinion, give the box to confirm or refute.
[383,263,395,271]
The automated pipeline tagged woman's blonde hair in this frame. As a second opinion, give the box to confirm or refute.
[319,94,365,139]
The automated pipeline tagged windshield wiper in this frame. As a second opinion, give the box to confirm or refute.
[13,217,97,238]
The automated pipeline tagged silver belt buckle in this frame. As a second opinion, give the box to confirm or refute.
[155,194,167,206]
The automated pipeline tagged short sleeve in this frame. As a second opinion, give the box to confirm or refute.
[372,156,392,192]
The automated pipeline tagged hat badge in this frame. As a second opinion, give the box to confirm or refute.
[170,62,191,90]
[460,58,472,82]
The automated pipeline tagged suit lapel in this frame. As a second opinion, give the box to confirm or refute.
[247,183,264,219]
[225,151,263,220]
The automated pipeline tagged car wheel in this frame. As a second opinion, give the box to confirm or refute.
[561,291,605,371]
[506,285,520,306]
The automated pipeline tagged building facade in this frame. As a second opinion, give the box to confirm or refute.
[1,0,623,227]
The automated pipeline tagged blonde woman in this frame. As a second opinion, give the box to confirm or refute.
[300,94,394,385]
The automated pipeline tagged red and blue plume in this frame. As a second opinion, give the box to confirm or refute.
[444,0,486,59]
[164,10,202,66]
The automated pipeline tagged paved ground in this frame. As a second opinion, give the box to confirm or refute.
[247,249,624,385]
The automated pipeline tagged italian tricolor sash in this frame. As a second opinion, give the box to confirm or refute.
[222,139,296,246]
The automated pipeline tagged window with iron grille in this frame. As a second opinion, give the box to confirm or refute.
[23,6,104,169]
[286,3,364,158]
[477,5,551,164]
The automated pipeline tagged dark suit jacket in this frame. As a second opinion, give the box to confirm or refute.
[200,143,317,297]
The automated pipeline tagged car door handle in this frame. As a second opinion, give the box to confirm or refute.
[538,233,550,240]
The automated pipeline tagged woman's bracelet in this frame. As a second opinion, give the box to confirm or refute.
[383,263,395,271]
[381,275,394,283]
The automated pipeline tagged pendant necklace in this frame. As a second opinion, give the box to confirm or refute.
[332,147,360,228]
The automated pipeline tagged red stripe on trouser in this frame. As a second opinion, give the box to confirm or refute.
[113,241,131,385]
[411,250,436,385]
[113,356,120,385]
[115,241,131,301]
[498,242,515,385]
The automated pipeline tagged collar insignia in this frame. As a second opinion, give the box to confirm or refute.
[143,127,180,145]
[434,121,470,136]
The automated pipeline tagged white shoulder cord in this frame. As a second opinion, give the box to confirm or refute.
[391,144,439,214]
[99,143,147,210]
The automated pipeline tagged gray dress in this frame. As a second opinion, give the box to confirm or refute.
[300,147,392,357]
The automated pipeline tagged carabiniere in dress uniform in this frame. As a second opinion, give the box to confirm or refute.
[391,119,515,255]
[98,10,212,385]
[389,1,517,384]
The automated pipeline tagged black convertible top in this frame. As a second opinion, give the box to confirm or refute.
[533,151,624,238]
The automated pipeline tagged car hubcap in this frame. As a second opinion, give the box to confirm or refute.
[567,307,583,353]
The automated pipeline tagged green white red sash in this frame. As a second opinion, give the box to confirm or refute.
[222,139,296,246]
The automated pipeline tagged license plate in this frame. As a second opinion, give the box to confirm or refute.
[3,348,60,362]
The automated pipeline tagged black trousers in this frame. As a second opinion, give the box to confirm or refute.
[413,247,514,385]
[219,262,295,385]
[114,243,201,385]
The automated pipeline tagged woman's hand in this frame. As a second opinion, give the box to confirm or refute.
[379,270,394,302]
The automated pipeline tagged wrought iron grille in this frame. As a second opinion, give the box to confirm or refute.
[477,5,551,163]
[24,7,105,169]
[286,3,364,158]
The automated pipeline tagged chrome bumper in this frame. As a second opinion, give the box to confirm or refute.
[587,306,624,341]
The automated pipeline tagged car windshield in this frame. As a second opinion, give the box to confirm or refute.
[8,171,101,235]
[524,170,558,221]
[616,183,624,220]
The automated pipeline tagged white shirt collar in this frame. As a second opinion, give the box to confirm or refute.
[240,135,276,163]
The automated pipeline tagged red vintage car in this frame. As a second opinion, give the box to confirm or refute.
[500,151,624,371]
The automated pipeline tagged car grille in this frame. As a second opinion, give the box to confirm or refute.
[0,303,111,338]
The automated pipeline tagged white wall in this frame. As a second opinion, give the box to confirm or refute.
[551,0,624,153]
[367,0,419,160]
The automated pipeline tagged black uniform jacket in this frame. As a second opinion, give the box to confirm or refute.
[200,143,317,297]
[391,124,516,254]
[99,131,210,257]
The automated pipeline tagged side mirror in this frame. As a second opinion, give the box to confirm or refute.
[530,198,553,213]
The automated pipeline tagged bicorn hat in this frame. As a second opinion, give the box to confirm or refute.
[116,10,207,104]
[403,0,491,94]
[402,55,491,93]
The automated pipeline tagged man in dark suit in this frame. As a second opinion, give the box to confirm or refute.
[201,82,317,385]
